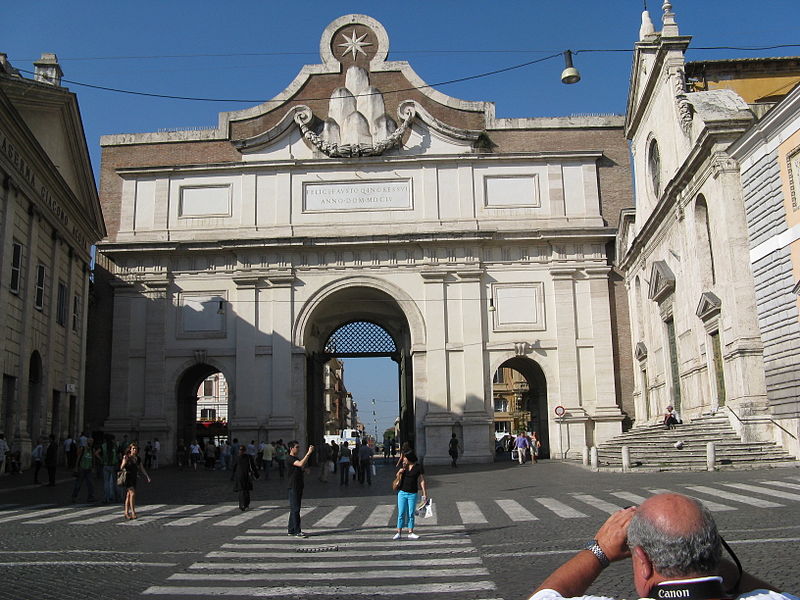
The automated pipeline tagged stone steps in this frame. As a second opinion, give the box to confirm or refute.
[590,413,798,471]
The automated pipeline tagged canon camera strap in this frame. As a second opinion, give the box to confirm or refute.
[647,577,729,600]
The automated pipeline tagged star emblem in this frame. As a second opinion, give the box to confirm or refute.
[338,29,371,60]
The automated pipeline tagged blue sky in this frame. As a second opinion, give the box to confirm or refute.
[3,1,798,434]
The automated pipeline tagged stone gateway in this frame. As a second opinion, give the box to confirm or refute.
[90,14,633,464]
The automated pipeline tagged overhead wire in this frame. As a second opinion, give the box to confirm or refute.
[9,43,800,104]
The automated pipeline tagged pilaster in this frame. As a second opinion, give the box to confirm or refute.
[231,276,259,429]
[140,279,169,432]
[268,272,296,431]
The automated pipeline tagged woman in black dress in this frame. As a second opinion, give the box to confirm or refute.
[120,443,151,520]
[233,445,258,511]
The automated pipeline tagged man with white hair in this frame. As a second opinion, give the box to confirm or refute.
[529,493,795,600]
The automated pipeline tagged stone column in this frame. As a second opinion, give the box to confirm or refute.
[139,280,169,434]
[268,272,297,438]
[457,270,493,463]
[552,268,588,457]
[586,267,623,443]
[231,277,259,432]
[421,270,453,463]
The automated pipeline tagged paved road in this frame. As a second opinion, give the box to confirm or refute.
[1,460,799,600]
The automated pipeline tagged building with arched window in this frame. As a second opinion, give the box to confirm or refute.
[618,4,800,456]
[0,54,105,468]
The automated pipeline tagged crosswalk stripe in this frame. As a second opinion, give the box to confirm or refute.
[206,546,478,559]
[261,506,316,528]
[534,497,587,518]
[0,506,70,524]
[214,506,278,527]
[188,557,483,570]
[685,485,784,508]
[610,491,648,505]
[759,480,800,492]
[168,567,491,582]
[222,538,471,549]
[72,503,167,524]
[722,482,800,502]
[495,499,538,521]
[120,504,206,526]
[166,504,238,527]
[142,581,496,596]
[456,501,488,524]
[312,505,355,528]
[571,494,624,514]
[363,504,395,528]
[24,505,118,525]
[647,488,735,512]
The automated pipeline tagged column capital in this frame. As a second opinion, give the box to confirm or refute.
[550,268,577,281]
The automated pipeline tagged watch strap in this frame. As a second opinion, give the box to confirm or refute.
[585,539,610,568]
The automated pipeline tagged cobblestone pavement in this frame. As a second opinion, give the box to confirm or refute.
[1,459,799,600]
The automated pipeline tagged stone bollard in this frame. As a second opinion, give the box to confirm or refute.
[590,446,598,469]
[622,445,631,472]
[706,441,715,471]
[582,446,589,466]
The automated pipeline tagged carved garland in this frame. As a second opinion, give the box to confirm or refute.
[672,70,693,136]
[293,102,417,158]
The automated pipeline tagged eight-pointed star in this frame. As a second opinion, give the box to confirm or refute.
[339,29,372,60]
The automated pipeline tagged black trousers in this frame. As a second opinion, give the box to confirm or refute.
[238,489,250,510]
[288,487,303,534]
[46,466,56,485]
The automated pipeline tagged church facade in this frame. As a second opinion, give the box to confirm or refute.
[93,15,633,464]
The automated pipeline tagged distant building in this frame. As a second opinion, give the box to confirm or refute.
[0,53,105,466]
[618,5,800,455]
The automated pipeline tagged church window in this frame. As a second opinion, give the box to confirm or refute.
[34,264,46,310]
[695,196,716,285]
[10,241,23,293]
[648,138,661,198]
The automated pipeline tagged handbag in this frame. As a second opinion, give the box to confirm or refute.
[391,469,403,492]
[116,470,127,486]
[348,465,356,477]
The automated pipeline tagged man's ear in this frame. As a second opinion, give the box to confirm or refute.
[633,546,653,579]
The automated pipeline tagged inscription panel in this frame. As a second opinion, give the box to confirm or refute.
[303,180,412,212]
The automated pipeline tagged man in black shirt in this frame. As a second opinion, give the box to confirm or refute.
[287,440,314,537]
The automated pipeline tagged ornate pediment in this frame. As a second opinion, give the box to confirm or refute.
[695,291,722,321]
[634,341,648,362]
[647,260,676,303]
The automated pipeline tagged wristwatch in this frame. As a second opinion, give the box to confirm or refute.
[584,539,610,568]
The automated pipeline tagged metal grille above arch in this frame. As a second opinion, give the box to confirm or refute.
[324,320,397,356]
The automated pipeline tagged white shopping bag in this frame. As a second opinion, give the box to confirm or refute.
[424,499,434,519]
[371,463,376,476]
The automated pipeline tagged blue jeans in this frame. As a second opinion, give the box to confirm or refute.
[102,465,119,502]
[72,468,95,501]
[396,490,418,530]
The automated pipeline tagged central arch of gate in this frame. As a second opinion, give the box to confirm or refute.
[296,278,424,453]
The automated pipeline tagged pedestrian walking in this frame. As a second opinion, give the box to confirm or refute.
[514,432,530,465]
[71,436,98,502]
[176,439,187,471]
[120,443,151,520]
[287,441,314,537]
[204,441,217,470]
[144,441,154,469]
[358,440,374,485]
[189,440,201,471]
[338,441,351,486]
[275,439,288,479]
[44,434,58,486]
[392,451,428,540]
[0,433,8,476]
[100,434,120,503]
[152,438,160,470]
[31,438,44,483]
[351,440,361,482]
[261,440,275,479]
[448,433,460,468]
[232,445,259,511]
[318,441,330,483]
[220,441,232,471]
[329,440,339,474]
[531,432,541,463]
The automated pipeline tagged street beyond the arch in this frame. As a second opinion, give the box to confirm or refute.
[0,460,799,600]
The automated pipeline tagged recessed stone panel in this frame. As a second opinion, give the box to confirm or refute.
[178,185,232,218]
[484,175,540,208]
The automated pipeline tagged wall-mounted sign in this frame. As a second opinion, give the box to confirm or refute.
[303,180,412,212]
[554,405,566,417]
